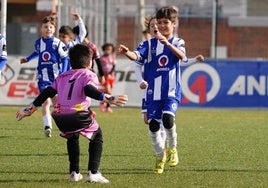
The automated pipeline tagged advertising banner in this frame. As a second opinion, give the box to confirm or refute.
[1,57,268,107]
[181,60,268,107]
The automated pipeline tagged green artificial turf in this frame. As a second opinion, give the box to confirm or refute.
[0,107,267,188]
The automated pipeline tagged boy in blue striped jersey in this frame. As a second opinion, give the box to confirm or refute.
[119,6,203,174]
[20,16,68,137]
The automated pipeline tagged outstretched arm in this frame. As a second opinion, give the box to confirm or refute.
[20,51,38,64]
[72,13,87,43]
[16,87,57,120]
[84,84,127,106]
[118,44,138,61]
[181,55,205,66]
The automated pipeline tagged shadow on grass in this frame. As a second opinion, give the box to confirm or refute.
[0,170,66,175]
[103,168,152,175]
[0,179,63,183]
[102,167,268,175]
[167,168,268,173]
[0,153,66,157]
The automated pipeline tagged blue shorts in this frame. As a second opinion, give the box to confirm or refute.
[38,81,52,92]
[141,98,148,113]
[147,98,179,120]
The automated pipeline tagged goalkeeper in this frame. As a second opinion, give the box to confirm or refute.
[16,44,128,183]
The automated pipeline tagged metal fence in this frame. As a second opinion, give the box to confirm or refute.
[58,0,118,48]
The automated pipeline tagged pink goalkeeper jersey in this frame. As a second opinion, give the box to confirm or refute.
[52,68,99,114]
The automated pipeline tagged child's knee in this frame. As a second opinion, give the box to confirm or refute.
[149,119,160,132]
[162,113,174,129]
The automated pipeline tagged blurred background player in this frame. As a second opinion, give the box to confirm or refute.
[72,26,105,82]
[20,16,68,137]
[99,43,116,113]
[119,6,204,174]
[16,44,128,183]
[59,13,86,50]
[0,33,7,80]
[58,13,86,71]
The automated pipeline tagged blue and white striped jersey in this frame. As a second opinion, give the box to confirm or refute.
[27,36,68,84]
[135,37,186,103]
[0,34,7,60]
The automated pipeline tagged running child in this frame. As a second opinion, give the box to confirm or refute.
[20,16,68,137]
[99,43,116,113]
[16,44,128,183]
[0,34,7,80]
[136,16,204,124]
[119,6,201,174]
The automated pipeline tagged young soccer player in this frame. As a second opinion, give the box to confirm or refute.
[16,44,128,183]
[72,26,105,82]
[137,16,204,124]
[59,13,87,50]
[99,43,116,113]
[0,34,7,80]
[119,6,204,174]
[20,16,68,137]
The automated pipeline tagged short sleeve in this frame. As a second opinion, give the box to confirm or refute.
[173,38,186,55]
[0,37,7,59]
[58,41,68,58]
[134,40,149,63]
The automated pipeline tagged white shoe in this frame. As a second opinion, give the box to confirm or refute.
[69,171,83,182]
[86,171,109,183]
[44,126,52,138]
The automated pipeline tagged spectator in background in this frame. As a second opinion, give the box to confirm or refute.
[99,43,116,113]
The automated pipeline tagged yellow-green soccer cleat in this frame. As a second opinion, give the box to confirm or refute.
[154,155,166,174]
[167,148,179,167]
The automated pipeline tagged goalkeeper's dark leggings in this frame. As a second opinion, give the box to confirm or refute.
[67,128,103,174]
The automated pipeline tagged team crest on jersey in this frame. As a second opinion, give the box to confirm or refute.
[158,55,169,67]
[147,89,153,95]
[42,52,51,61]
[172,103,177,111]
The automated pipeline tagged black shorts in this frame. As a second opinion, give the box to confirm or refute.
[52,111,93,133]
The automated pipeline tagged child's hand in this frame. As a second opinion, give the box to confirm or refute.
[50,12,57,18]
[105,94,128,106]
[20,58,28,64]
[118,44,129,55]
[154,30,168,45]
[196,55,205,62]
[142,112,148,124]
[16,104,37,121]
[140,81,148,89]
[72,13,80,20]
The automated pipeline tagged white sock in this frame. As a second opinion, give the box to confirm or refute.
[148,130,165,157]
[42,115,52,129]
[160,123,166,148]
[165,125,177,149]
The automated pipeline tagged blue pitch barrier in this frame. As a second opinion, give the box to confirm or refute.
[180,59,268,107]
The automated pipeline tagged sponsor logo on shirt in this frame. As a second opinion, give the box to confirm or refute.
[42,51,51,61]
[157,55,170,72]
